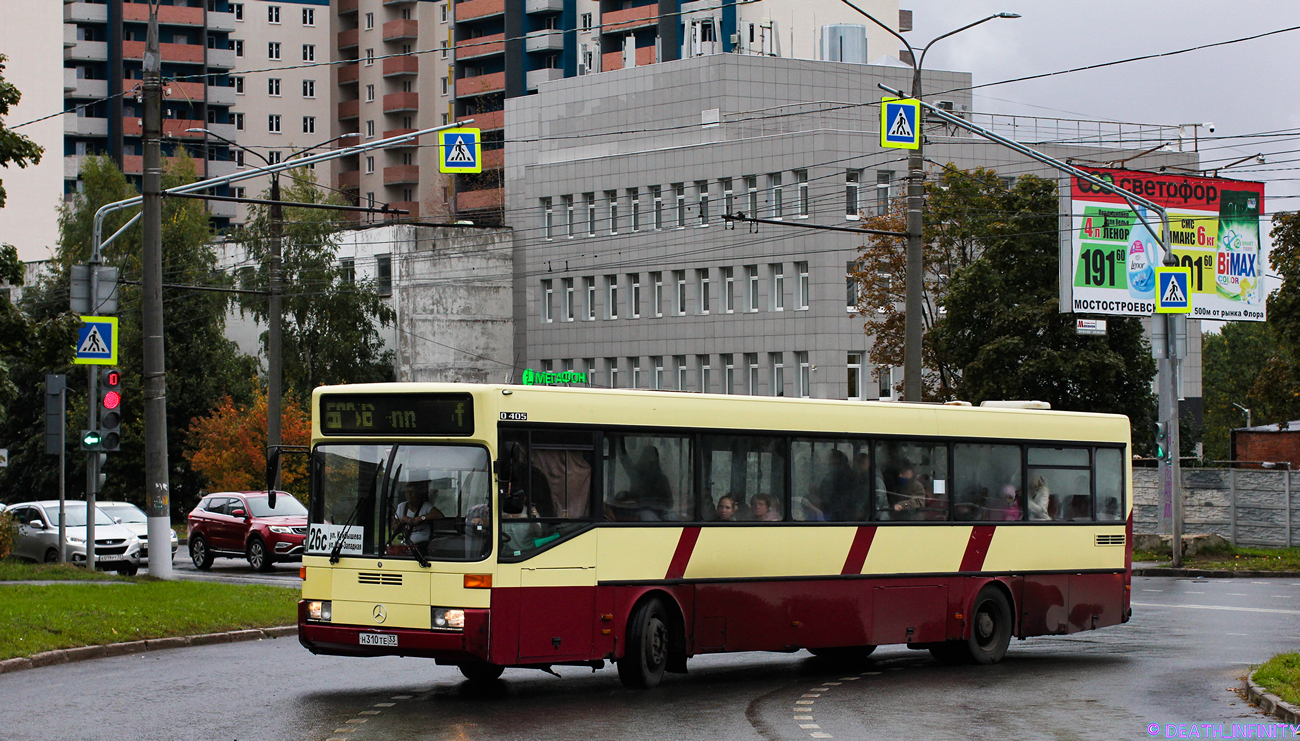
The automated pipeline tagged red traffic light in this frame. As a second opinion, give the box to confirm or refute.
[103,390,121,410]
[106,371,120,386]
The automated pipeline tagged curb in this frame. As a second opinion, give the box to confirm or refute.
[1133,568,1300,578]
[0,625,298,675]
[1246,668,1300,724]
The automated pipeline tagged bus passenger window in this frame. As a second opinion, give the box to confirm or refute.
[604,434,693,522]
[702,435,786,521]
[790,438,869,521]
[954,444,1022,521]
[1095,448,1124,522]
[874,441,949,521]
[1027,448,1092,522]
[498,430,595,560]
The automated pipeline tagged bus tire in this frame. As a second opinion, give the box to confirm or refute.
[459,662,505,682]
[618,597,670,689]
[931,585,1013,665]
[808,645,877,664]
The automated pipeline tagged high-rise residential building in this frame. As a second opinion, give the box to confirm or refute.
[62,0,239,224]
[331,0,455,221]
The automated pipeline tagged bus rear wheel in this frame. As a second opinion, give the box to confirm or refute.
[930,585,1013,665]
[458,662,505,682]
[618,597,670,689]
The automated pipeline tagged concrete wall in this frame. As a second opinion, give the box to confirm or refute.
[1134,467,1298,548]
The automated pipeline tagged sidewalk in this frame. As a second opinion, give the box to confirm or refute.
[0,625,298,675]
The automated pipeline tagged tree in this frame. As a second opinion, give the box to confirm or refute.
[1201,321,1275,461]
[235,168,395,402]
[0,54,44,210]
[185,386,310,502]
[1246,211,1300,428]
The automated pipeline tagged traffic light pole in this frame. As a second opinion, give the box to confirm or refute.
[86,263,99,570]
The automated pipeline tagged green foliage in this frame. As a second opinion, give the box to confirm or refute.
[1245,211,1300,429]
[1254,653,1300,707]
[0,54,45,210]
[234,169,395,401]
[0,512,14,560]
[1201,322,1275,461]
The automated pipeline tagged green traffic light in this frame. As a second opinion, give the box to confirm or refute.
[82,430,102,446]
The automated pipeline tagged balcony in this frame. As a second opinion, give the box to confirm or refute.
[123,3,204,26]
[68,78,108,100]
[64,3,107,23]
[338,0,359,13]
[334,133,362,149]
[208,123,238,141]
[463,108,504,131]
[207,84,237,107]
[456,187,503,212]
[122,40,205,65]
[382,55,419,77]
[455,72,505,98]
[65,41,108,63]
[122,155,207,177]
[383,92,418,113]
[389,201,419,218]
[338,62,360,84]
[525,0,565,13]
[121,119,208,139]
[207,10,237,33]
[383,165,419,185]
[455,0,505,22]
[481,147,504,170]
[64,155,85,180]
[338,99,360,120]
[602,50,623,72]
[208,48,236,69]
[525,68,563,90]
[208,198,237,219]
[337,170,361,190]
[382,19,418,41]
[525,29,564,53]
[602,4,658,34]
[207,159,238,179]
[64,115,108,137]
[382,128,419,142]
[64,68,77,93]
[338,28,359,51]
[456,33,505,60]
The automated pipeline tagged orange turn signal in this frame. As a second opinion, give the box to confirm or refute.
[299,566,306,580]
[464,574,493,589]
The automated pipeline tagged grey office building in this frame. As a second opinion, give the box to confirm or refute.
[505,54,1202,405]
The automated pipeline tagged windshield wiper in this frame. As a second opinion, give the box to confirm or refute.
[328,447,395,564]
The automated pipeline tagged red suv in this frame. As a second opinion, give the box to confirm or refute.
[187,491,307,572]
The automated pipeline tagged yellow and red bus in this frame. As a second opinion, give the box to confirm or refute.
[298,383,1132,687]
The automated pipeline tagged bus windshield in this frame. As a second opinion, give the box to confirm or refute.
[309,444,492,562]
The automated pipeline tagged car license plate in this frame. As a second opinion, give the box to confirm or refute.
[359,633,397,647]
[96,554,126,562]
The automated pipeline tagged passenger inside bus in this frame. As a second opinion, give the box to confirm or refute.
[715,495,737,521]
[750,493,781,521]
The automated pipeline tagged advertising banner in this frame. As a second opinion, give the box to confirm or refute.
[1067,167,1265,321]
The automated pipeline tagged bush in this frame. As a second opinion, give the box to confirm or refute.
[0,511,14,560]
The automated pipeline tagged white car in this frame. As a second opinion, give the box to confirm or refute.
[7,501,142,574]
[98,501,178,562]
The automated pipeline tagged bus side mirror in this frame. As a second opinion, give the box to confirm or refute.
[265,447,280,509]
[497,442,525,515]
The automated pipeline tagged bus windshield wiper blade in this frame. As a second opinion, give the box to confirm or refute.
[328,448,393,564]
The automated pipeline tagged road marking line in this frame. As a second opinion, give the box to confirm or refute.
[1274,595,1294,598]
[862,672,882,675]
[358,710,381,715]
[1252,582,1269,585]
[332,730,355,734]
[1186,591,1205,594]
[1227,633,1249,636]
[840,676,860,680]
[794,716,814,720]
[373,703,395,707]
[391,695,412,700]
[1132,602,1300,615]
[1142,589,1164,592]
[1229,593,1248,596]
[802,694,821,698]
[345,719,367,724]
[796,700,815,705]
[811,687,831,691]
[326,737,349,741]
[800,724,821,729]
[824,682,841,685]
[810,733,833,739]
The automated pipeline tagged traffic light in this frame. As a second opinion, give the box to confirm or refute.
[80,429,102,451]
[1153,421,1169,461]
[99,368,121,452]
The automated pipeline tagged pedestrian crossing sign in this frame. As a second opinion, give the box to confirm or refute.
[880,97,921,149]
[74,316,118,365]
[1155,267,1192,314]
[439,127,482,173]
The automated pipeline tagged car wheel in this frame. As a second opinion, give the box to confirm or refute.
[247,537,273,572]
[44,548,59,564]
[617,597,671,689]
[190,535,214,570]
[458,662,505,682]
[116,563,138,576]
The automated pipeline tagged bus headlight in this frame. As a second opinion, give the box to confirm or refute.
[308,600,332,621]
[431,607,465,631]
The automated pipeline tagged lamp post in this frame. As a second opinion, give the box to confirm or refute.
[839,4,1019,401]
[1232,402,1252,430]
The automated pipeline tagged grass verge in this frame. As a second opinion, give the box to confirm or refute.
[1255,653,1300,707]
[0,559,127,582]
[1133,546,1300,571]
[0,578,297,660]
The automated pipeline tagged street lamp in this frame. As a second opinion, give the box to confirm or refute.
[839,4,1019,401]
[1232,402,1252,430]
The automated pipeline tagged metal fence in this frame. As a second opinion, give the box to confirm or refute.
[1133,468,1297,548]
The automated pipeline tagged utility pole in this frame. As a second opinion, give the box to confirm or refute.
[267,175,283,491]
[903,64,924,402]
[141,3,173,579]
[86,255,99,569]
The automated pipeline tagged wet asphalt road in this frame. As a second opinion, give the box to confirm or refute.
[0,576,1297,741]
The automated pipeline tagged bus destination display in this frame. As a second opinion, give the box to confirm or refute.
[320,393,474,435]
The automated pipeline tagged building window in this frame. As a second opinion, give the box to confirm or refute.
[847,353,862,400]
[365,48,375,66]
[302,44,315,62]
[365,12,374,29]
[302,116,315,134]
[768,173,783,218]
[234,39,244,57]
[234,149,245,166]
[376,254,392,296]
[675,355,688,390]
[234,76,244,94]
[747,353,759,395]
[877,171,892,215]
[232,3,243,21]
[651,185,662,230]
[674,270,686,315]
[629,188,640,232]
[697,269,710,314]
[585,193,596,236]
[541,197,553,240]
[581,12,592,30]
[268,42,281,60]
[721,178,733,217]
[722,267,734,313]
[584,277,596,320]
[796,262,809,309]
[268,114,281,133]
[562,195,574,237]
[846,261,859,312]
[795,169,809,217]
[365,156,375,174]
[268,5,280,23]
[606,275,619,319]
[302,7,314,26]
[698,355,711,393]
[302,79,315,98]
[234,112,244,131]
[629,274,641,319]
[771,264,784,310]
[746,265,759,312]
[746,176,758,217]
[796,351,810,398]
[628,358,640,388]
[606,190,619,234]
[674,183,686,228]
[652,272,663,317]
[878,366,892,399]
[441,3,448,22]
[268,78,281,96]
[366,84,375,102]
[846,170,861,219]
[771,353,785,397]
[366,192,375,208]
[652,357,664,390]
[722,354,735,394]
[440,76,449,96]
[563,277,574,321]
[584,358,596,386]
[607,358,619,388]
[541,280,554,322]
[696,181,709,225]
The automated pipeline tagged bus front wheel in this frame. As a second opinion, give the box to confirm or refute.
[931,585,1013,665]
[618,597,670,689]
[458,662,505,682]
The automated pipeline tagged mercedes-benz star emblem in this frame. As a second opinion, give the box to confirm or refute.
[372,604,387,624]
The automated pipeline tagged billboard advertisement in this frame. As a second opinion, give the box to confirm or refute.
[1066,167,1265,321]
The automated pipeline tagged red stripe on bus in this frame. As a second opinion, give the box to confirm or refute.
[665,527,701,580]
[840,525,877,575]
[959,525,997,573]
